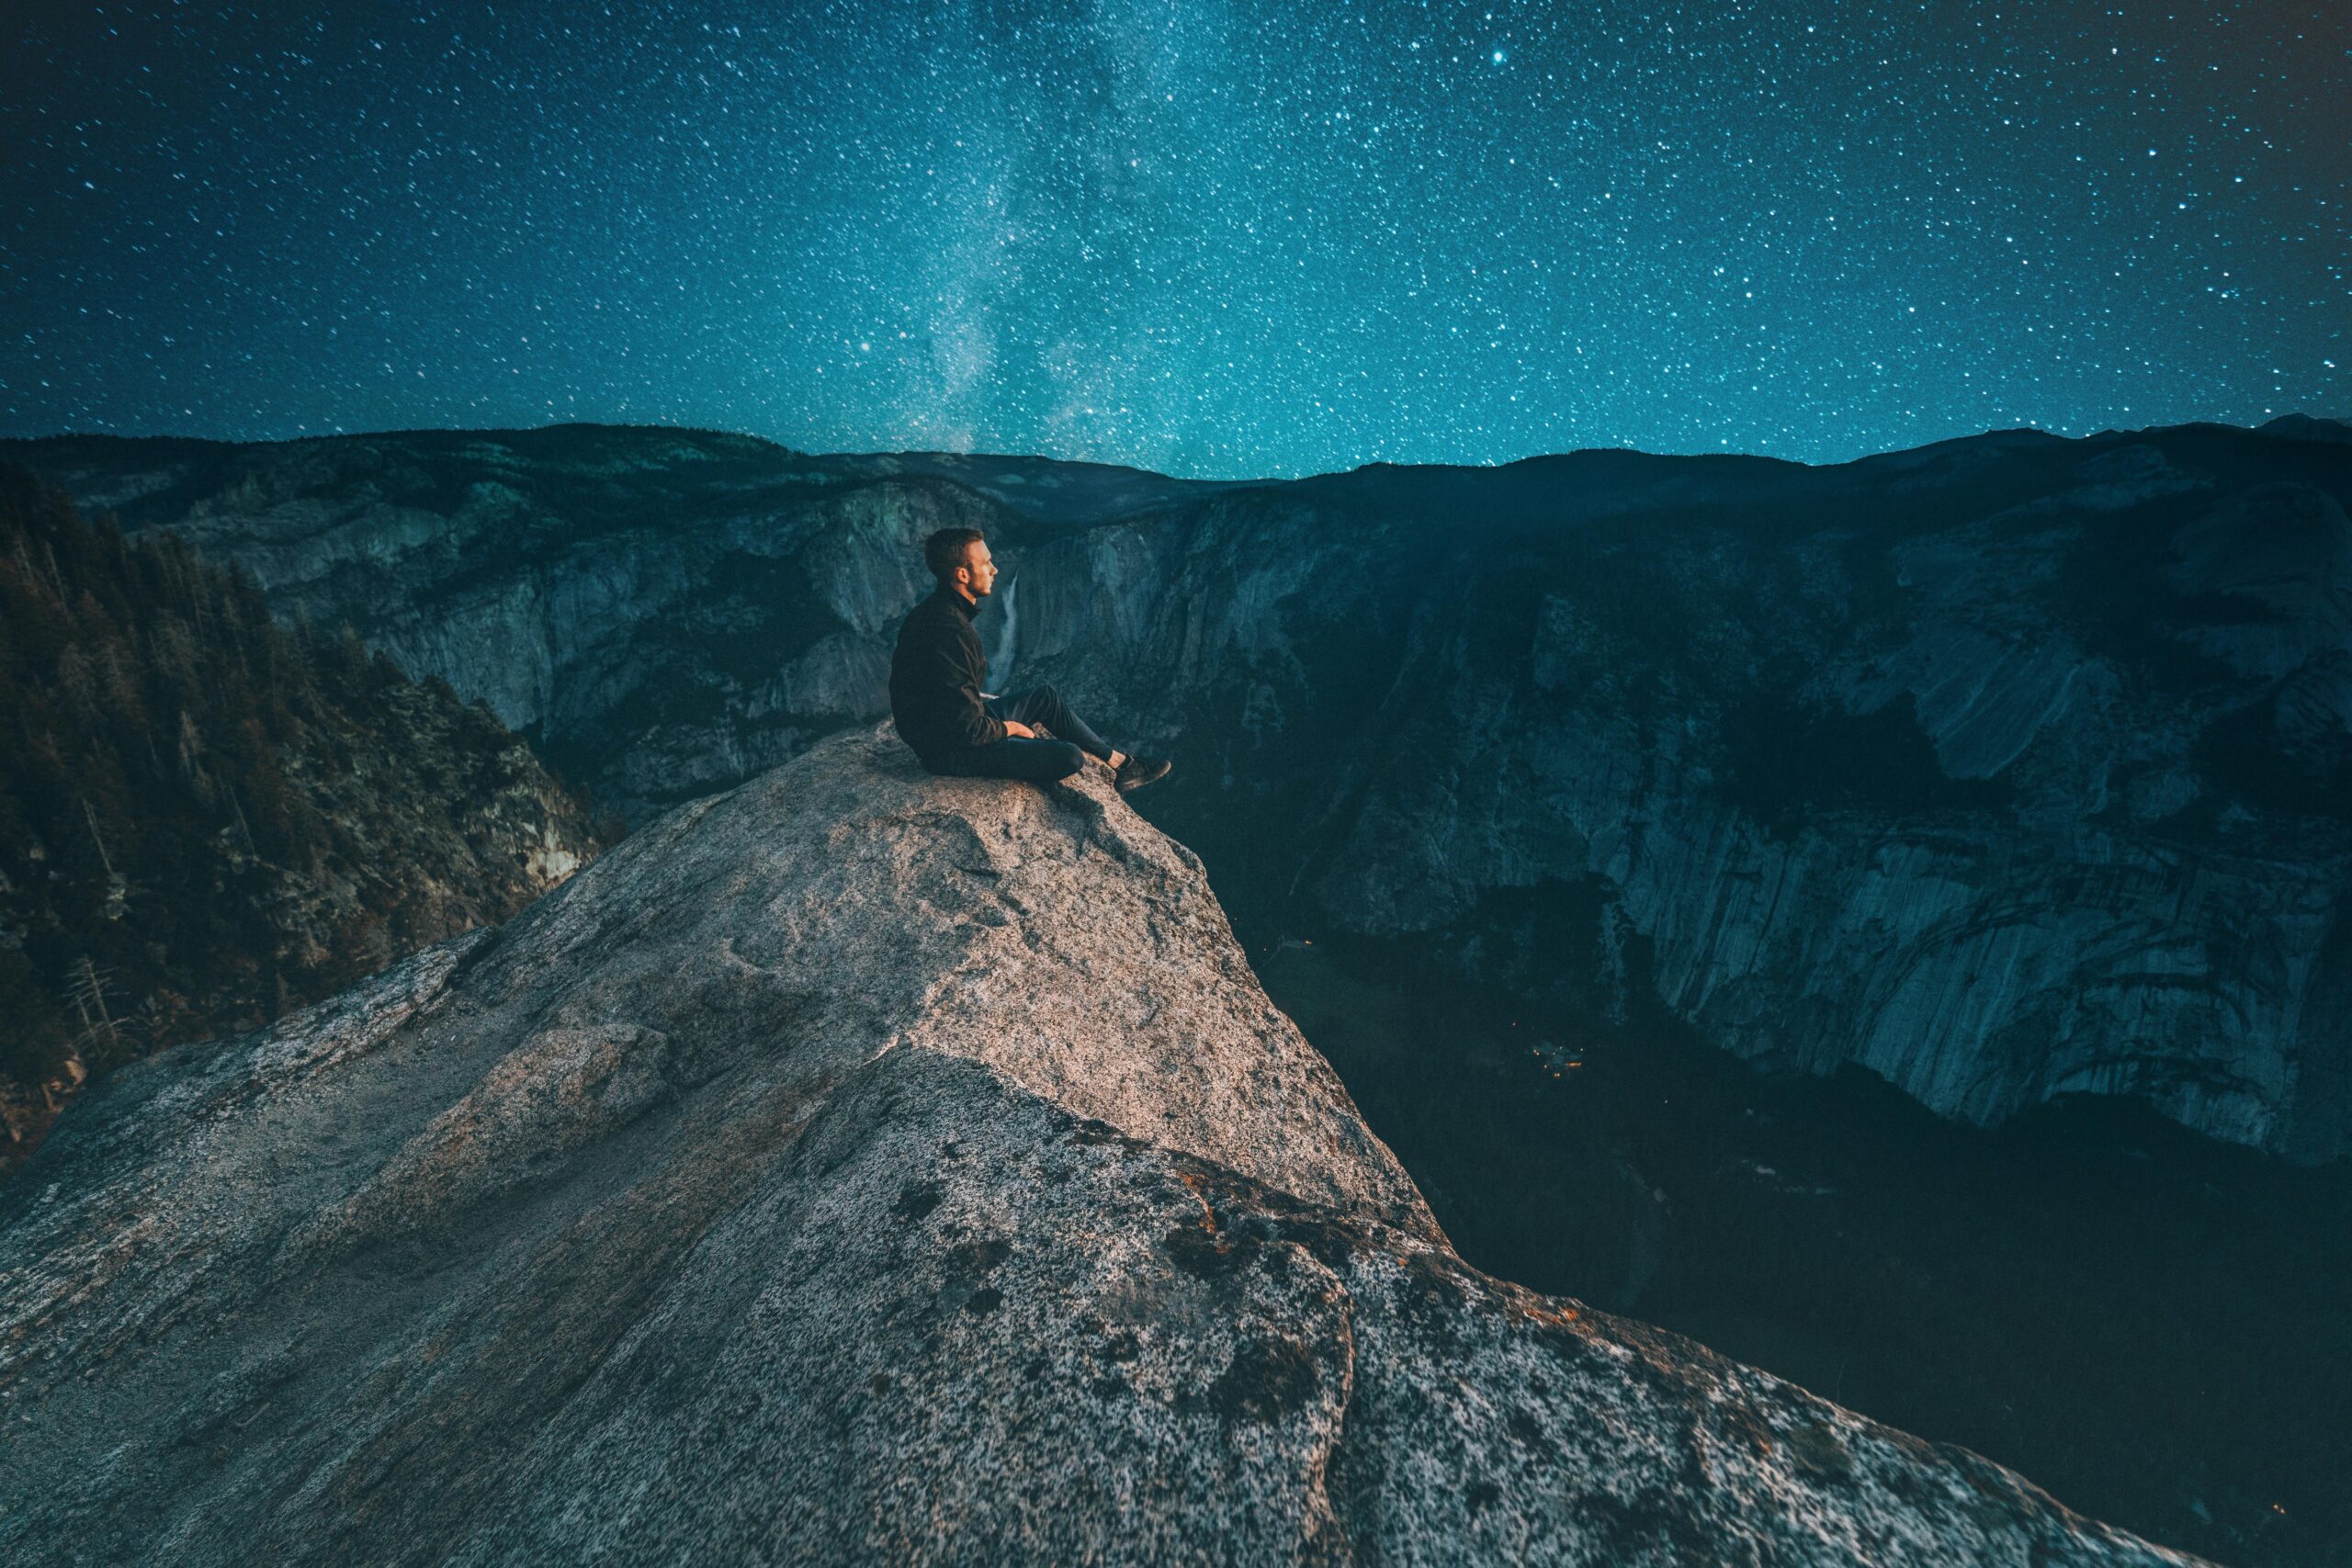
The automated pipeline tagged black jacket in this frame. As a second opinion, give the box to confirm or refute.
[888,583,1005,763]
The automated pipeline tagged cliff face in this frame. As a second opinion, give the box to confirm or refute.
[0,726,2199,1564]
[1016,427,2352,1165]
[6,420,2347,1157]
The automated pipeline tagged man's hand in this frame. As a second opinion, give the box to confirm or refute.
[1002,720,1038,739]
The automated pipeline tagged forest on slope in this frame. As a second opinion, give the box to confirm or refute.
[0,468,617,1171]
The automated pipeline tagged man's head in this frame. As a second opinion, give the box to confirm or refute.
[924,526,996,603]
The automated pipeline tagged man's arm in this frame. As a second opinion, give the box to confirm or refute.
[983,692,1038,733]
[985,694,1037,736]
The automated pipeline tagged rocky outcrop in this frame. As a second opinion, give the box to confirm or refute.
[6,420,2347,1157]
[0,726,2198,1564]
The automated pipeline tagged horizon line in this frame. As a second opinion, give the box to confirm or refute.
[2,411,2342,488]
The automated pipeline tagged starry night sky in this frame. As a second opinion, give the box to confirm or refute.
[5,2,2345,478]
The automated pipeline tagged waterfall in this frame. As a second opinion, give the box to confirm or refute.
[983,573,1020,693]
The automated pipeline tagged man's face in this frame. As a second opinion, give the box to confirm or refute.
[957,539,999,598]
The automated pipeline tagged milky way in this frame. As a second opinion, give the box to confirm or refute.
[4,2,2344,477]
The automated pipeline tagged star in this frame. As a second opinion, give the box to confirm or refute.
[0,1,2336,474]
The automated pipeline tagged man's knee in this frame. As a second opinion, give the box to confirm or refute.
[1046,739,1085,780]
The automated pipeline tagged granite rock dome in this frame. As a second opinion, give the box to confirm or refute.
[0,724,2201,1564]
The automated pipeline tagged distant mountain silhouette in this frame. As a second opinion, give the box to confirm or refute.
[2259,413,2352,445]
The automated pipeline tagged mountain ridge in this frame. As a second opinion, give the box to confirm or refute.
[10,409,2345,481]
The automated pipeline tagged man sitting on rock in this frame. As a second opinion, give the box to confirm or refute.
[888,525,1172,792]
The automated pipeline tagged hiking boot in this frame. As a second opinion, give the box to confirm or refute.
[1114,754,1171,793]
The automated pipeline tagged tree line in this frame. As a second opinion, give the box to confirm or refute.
[0,465,615,1168]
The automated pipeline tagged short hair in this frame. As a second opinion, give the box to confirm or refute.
[924,526,985,581]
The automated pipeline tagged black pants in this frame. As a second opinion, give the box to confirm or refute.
[924,684,1114,784]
